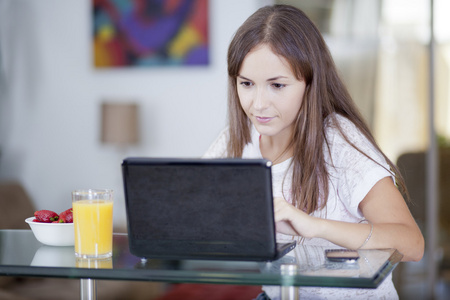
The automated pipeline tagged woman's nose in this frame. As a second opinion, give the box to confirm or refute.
[253,88,269,111]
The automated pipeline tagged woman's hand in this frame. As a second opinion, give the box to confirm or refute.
[273,197,318,238]
[273,176,425,262]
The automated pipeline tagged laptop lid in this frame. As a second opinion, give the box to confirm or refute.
[122,157,295,261]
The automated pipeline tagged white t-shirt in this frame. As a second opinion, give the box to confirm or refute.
[203,114,398,299]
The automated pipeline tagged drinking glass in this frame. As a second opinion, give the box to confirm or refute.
[72,189,113,259]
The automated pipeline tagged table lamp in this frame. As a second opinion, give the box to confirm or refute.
[101,102,140,148]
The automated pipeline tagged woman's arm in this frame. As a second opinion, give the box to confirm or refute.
[273,177,425,262]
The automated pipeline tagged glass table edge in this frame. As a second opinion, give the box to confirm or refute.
[0,230,403,288]
[0,265,388,288]
[0,256,403,288]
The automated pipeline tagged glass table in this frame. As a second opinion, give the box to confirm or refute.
[0,230,402,300]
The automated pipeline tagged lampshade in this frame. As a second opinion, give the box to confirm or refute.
[101,102,140,146]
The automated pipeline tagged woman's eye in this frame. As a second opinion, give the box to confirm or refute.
[272,83,286,89]
[239,81,252,87]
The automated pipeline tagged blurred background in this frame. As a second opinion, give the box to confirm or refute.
[0,0,449,299]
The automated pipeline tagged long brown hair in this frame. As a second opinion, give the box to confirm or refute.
[226,5,407,213]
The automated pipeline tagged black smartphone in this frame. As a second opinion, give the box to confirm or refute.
[325,249,359,263]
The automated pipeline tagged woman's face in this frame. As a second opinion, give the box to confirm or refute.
[237,44,306,140]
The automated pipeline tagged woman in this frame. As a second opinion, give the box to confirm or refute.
[204,4,424,299]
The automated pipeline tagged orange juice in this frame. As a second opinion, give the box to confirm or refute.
[73,199,113,258]
[76,257,113,269]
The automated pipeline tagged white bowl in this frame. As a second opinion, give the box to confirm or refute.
[25,217,74,246]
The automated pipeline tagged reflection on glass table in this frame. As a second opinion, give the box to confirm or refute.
[0,230,402,300]
[31,245,76,267]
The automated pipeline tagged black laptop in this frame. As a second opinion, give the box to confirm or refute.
[122,157,296,261]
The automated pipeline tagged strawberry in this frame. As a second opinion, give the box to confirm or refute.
[34,210,59,223]
[58,208,73,223]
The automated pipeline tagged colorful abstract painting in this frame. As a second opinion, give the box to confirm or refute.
[93,0,209,67]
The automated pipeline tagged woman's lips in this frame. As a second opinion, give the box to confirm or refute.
[255,116,274,123]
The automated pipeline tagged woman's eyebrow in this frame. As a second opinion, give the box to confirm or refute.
[238,75,289,81]
[267,76,288,81]
[237,75,251,81]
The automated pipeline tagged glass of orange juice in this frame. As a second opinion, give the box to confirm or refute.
[72,189,113,259]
